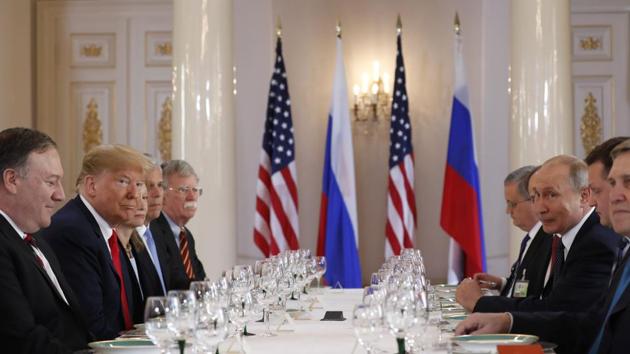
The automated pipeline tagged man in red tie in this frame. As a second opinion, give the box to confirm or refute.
[150,160,206,287]
[41,144,151,340]
[0,128,91,352]
[456,155,621,313]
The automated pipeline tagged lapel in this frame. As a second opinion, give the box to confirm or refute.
[74,196,119,281]
[610,251,630,317]
[150,214,175,285]
[0,215,69,306]
[562,212,597,267]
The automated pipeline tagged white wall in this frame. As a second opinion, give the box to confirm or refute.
[0,0,33,130]
[234,0,511,283]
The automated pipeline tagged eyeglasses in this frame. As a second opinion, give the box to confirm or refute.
[167,186,203,196]
[506,198,531,210]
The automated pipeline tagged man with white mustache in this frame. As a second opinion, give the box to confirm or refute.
[150,160,206,285]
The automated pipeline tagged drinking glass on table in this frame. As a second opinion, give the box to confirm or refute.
[194,301,228,354]
[352,303,385,354]
[166,290,197,354]
[315,256,327,289]
[144,296,175,354]
[384,289,417,354]
[227,291,254,354]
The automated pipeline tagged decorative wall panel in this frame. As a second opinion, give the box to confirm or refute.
[70,33,116,67]
[572,25,612,61]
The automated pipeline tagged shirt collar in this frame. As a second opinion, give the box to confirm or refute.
[79,194,115,241]
[136,224,147,237]
[559,207,595,252]
[0,209,27,240]
[527,221,543,241]
[163,211,182,236]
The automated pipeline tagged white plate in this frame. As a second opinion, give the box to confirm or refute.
[452,334,539,352]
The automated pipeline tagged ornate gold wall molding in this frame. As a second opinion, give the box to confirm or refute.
[158,96,172,161]
[580,92,602,155]
[83,98,103,153]
[156,42,172,56]
[580,36,601,51]
[81,44,103,57]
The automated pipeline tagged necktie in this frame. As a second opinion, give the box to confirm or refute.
[179,228,194,280]
[506,234,530,296]
[588,259,630,354]
[143,228,166,293]
[552,236,565,288]
[24,234,44,268]
[614,238,629,274]
[108,230,133,330]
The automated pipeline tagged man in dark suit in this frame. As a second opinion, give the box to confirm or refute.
[0,127,90,353]
[139,162,188,292]
[41,144,150,340]
[455,140,630,354]
[457,155,621,313]
[151,160,206,287]
[585,136,630,227]
[462,165,552,301]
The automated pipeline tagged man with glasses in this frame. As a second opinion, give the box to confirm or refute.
[456,166,552,309]
[456,155,621,314]
[150,160,206,287]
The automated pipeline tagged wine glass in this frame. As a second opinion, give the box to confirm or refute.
[194,301,228,354]
[144,296,175,354]
[227,291,254,354]
[352,303,385,354]
[166,290,196,354]
[315,256,327,289]
[384,289,417,354]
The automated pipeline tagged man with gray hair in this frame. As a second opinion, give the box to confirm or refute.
[150,160,206,287]
[457,166,552,305]
[457,155,621,314]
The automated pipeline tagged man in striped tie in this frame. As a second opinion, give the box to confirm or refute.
[150,160,206,287]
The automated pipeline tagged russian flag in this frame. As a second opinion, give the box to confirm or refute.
[440,22,486,283]
[316,33,362,288]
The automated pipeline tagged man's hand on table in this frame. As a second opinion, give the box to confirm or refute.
[455,278,483,312]
[473,273,502,290]
[454,312,511,335]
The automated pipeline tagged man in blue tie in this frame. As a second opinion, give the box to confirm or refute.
[456,166,552,306]
[455,139,630,354]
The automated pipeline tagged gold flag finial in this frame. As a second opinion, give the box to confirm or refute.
[454,12,461,35]
[396,14,402,35]
[336,20,342,38]
[276,17,282,38]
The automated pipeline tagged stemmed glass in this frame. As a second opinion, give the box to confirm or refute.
[194,301,228,354]
[352,303,385,354]
[227,291,254,354]
[384,289,417,354]
[166,290,197,354]
[144,296,175,354]
[314,256,327,290]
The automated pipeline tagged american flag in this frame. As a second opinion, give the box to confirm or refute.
[385,29,416,257]
[253,37,300,257]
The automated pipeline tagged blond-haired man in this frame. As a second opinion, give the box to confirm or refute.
[42,145,150,340]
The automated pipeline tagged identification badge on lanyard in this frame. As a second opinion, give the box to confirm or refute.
[512,269,529,298]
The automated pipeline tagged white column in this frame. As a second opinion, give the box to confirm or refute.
[509,0,573,259]
[172,0,236,278]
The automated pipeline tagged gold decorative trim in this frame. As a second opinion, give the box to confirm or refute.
[580,92,602,155]
[83,98,103,153]
[158,96,172,161]
[155,42,172,56]
[81,44,103,57]
[580,36,601,51]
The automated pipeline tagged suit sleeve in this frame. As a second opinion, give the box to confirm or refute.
[43,224,120,340]
[0,244,74,354]
[474,234,615,313]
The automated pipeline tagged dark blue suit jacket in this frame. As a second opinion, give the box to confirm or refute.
[474,212,621,313]
[511,245,630,354]
[0,214,91,353]
[41,195,125,340]
[150,212,205,290]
